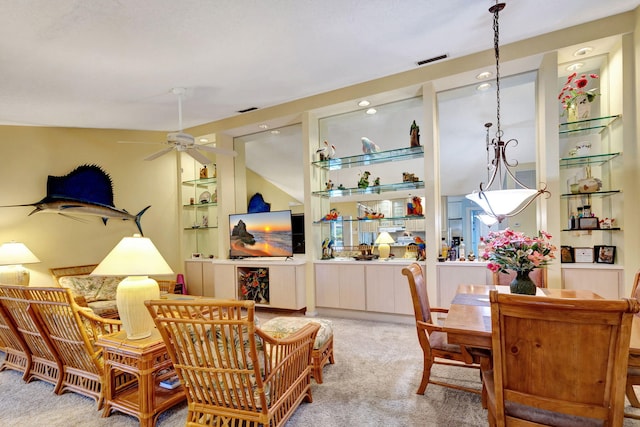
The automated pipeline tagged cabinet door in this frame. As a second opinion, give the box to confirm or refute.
[268,265,297,309]
[562,267,622,299]
[436,264,489,308]
[210,264,235,299]
[338,264,365,311]
[185,261,204,296]
[315,264,341,308]
[365,265,396,313]
[392,268,414,315]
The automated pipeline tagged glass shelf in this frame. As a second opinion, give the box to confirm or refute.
[561,228,620,232]
[312,181,424,198]
[182,202,218,208]
[560,190,620,198]
[558,114,620,136]
[559,152,620,168]
[184,226,218,231]
[182,177,217,186]
[312,146,424,171]
[314,215,425,224]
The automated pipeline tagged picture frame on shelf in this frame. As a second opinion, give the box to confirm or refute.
[191,253,202,259]
[578,217,599,230]
[574,247,594,263]
[594,245,615,264]
[560,246,574,263]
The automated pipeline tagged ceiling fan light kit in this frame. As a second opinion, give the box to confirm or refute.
[465,2,549,223]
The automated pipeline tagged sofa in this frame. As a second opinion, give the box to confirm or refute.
[50,264,176,319]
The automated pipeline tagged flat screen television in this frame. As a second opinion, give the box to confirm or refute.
[229,210,293,258]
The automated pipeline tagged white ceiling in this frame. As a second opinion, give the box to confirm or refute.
[1,0,638,132]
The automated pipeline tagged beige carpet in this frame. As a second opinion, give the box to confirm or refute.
[0,312,638,426]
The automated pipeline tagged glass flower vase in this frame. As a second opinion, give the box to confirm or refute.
[510,270,537,295]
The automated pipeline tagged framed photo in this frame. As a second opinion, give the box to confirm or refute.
[191,253,202,259]
[574,247,594,263]
[560,246,574,263]
[578,217,599,230]
[595,245,615,264]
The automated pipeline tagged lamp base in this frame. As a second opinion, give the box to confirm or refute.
[0,265,30,286]
[378,243,391,260]
[116,276,160,340]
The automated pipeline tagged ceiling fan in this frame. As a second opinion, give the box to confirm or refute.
[122,88,237,164]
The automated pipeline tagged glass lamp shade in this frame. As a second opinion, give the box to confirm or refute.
[465,189,538,222]
[375,232,395,260]
[0,242,41,286]
[92,234,173,340]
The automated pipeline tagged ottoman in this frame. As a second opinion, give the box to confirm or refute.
[261,316,334,383]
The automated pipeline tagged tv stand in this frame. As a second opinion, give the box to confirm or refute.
[184,258,306,310]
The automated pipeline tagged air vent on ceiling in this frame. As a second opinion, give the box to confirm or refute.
[237,107,259,113]
[416,54,448,66]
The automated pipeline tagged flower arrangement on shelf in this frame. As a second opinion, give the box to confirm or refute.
[481,228,556,274]
[558,72,599,116]
[238,268,269,304]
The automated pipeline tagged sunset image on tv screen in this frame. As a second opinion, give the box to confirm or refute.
[229,210,293,257]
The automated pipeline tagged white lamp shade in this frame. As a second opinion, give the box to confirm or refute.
[375,232,395,259]
[92,234,173,340]
[0,242,40,265]
[465,189,538,220]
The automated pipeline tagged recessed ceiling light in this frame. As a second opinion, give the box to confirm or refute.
[270,130,280,135]
[199,138,209,143]
[258,124,269,129]
[358,100,370,107]
[476,83,491,91]
[566,62,584,72]
[573,47,593,57]
[476,71,492,80]
[365,108,377,115]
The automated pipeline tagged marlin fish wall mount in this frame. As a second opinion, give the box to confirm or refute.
[2,165,151,235]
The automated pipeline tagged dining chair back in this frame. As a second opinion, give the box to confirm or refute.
[145,298,320,427]
[626,270,640,410]
[483,290,638,427]
[491,268,546,288]
[0,285,61,387]
[401,263,480,395]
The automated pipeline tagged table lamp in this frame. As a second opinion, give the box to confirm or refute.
[375,232,395,260]
[0,241,41,286]
[92,234,173,340]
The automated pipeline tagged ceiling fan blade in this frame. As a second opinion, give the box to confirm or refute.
[118,140,165,145]
[197,145,238,157]
[144,147,174,161]
[185,148,212,165]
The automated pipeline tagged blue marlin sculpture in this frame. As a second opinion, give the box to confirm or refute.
[3,165,150,235]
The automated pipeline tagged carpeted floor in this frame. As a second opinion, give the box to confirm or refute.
[0,313,638,426]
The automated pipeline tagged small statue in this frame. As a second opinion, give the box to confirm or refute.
[321,238,334,259]
[409,120,420,147]
[316,140,336,161]
[407,196,423,216]
[320,208,339,221]
[337,183,346,190]
[325,180,334,191]
[373,177,380,186]
[358,171,371,188]
[199,165,208,178]
[361,137,381,154]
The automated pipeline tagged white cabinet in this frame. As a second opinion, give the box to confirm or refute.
[365,264,413,315]
[436,261,491,308]
[185,260,234,298]
[315,263,365,311]
[561,265,623,299]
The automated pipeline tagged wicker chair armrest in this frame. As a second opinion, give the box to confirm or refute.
[76,305,123,335]
[73,295,89,307]
[257,322,320,391]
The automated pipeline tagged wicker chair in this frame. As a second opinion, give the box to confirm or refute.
[26,286,123,408]
[627,270,640,410]
[401,263,480,395]
[145,299,320,427]
[0,285,61,387]
[483,290,638,427]
[0,298,31,376]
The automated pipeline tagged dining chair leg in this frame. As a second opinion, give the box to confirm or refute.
[627,382,640,408]
[416,354,432,395]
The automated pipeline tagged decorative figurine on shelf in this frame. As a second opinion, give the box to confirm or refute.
[212,164,217,178]
[325,180,334,191]
[357,207,384,220]
[407,196,423,216]
[321,238,334,260]
[414,236,426,261]
[403,243,418,259]
[403,172,421,183]
[320,208,339,221]
[358,171,371,188]
[337,183,346,190]
[202,215,208,227]
[316,140,336,161]
[410,120,420,147]
[199,165,208,179]
[361,137,381,154]
[373,177,380,186]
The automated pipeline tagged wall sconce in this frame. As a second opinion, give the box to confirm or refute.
[375,232,395,260]
[0,241,41,286]
[92,234,173,340]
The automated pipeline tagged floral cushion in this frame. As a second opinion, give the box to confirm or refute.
[260,316,333,350]
[58,275,124,303]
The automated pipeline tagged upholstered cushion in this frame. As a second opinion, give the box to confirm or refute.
[429,330,462,354]
[86,300,119,318]
[58,275,124,302]
[260,316,333,350]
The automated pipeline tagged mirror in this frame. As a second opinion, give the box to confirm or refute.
[437,71,538,257]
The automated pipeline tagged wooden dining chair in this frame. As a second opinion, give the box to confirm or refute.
[492,268,547,288]
[401,263,480,395]
[626,270,640,410]
[483,290,638,427]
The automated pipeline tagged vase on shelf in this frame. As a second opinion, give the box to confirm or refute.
[567,94,592,123]
[510,270,537,295]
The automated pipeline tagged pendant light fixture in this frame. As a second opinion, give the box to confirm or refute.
[465,2,549,223]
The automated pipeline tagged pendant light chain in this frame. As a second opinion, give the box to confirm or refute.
[493,3,503,140]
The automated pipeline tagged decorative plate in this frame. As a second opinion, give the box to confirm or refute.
[199,191,211,203]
